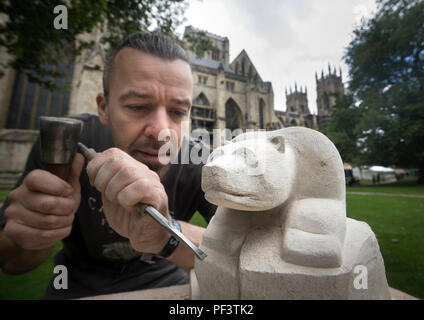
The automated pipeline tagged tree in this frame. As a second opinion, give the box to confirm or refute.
[319,94,362,165]
[183,29,216,59]
[344,0,424,183]
[0,0,190,89]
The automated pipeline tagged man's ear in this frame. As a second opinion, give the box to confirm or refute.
[97,93,110,125]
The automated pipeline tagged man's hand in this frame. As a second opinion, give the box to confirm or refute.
[3,154,84,251]
[86,148,170,254]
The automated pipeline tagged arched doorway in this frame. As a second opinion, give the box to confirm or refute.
[225,99,243,132]
[191,93,215,145]
[258,98,265,129]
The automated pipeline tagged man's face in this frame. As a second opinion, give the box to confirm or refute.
[97,48,193,176]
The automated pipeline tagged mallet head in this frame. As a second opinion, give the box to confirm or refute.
[39,116,83,180]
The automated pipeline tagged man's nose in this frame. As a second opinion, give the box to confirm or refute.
[145,106,171,141]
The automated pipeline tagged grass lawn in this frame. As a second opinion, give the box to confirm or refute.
[0,241,62,299]
[347,177,424,195]
[0,208,208,300]
[346,194,424,299]
[0,180,423,299]
[0,189,10,202]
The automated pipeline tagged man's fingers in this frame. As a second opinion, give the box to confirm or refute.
[117,180,167,213]
[5,202,74,230]
[103,165,157,203]
[23,169,73,197]
[3,219,71,250]
[68,153,84,193]
[86,148,125,185]
[18,191,77,216]
[93,157,127,193]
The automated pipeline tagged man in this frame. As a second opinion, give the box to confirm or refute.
[0,32,217,299]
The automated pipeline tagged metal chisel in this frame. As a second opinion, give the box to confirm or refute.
[77,142,207,261]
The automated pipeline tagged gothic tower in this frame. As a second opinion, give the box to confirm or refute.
[283,83,314,128]
[316,63,344,126]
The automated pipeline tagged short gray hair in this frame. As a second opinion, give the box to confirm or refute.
[103,32,189,100]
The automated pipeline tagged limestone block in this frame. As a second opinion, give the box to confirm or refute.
[238,218,390,299]
[195,127,391,299]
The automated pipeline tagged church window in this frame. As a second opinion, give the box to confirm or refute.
[6,59,74,130]
[212,50,219,61]
[191,93,215,146]
[198,75,208,85]
[259,99,265,129]
[226,81,235,92]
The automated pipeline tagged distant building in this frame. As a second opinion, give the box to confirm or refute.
[276,63,345,129]
[184,26,283,145]
[275,83,317,129]
[316,64,345,126]
[0,26,284,187]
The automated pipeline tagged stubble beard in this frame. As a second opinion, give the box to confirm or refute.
[114,137,175,180]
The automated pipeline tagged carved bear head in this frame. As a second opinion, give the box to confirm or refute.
[202,130,296,211]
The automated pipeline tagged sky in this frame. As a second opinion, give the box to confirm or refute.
[176,0,378,114]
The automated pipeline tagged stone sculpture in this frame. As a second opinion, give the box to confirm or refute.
[195,127,391,299]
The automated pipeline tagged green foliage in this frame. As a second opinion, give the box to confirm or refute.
[319,94,362,165]
[342,0,424,181]
[183,30,216,59]
[0,0,189,90]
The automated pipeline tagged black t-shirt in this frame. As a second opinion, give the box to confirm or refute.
[0,113,217,299]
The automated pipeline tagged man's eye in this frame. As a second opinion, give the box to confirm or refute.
[172,109,187,118]
[126,105,146,111]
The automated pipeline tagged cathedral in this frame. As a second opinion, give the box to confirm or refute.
[0,26,344,188]
[184,26,282,145]
[276,63,345,129]
[185,26,345,135]
[315,64,345,126]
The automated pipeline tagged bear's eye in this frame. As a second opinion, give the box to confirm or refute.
[234,147,258,168]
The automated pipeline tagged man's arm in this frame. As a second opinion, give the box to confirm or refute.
[86,147,212,272]
[0,154,84,274]
[0,231,53,274]
[167,221,206,273]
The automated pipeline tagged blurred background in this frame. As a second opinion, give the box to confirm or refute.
[0,0,423,299]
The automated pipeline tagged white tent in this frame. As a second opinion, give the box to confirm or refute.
[355,166,397,182]
[369,166,395,173]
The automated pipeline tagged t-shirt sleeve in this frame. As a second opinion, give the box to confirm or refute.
[0,136,42,229]
[196,188,217,224]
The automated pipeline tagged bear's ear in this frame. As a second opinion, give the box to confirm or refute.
[268,134,285,153]
[224,140,233,146]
